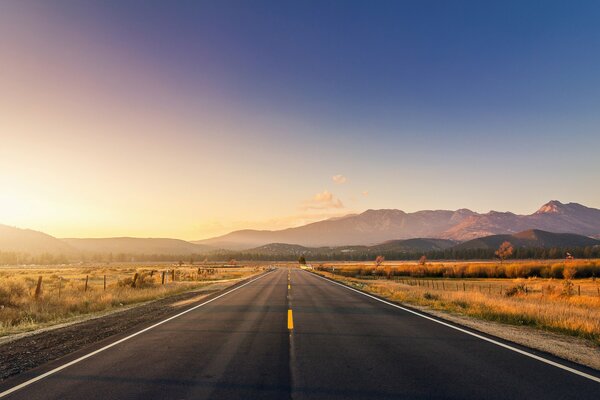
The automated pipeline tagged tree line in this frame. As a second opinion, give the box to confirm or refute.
[2,245,600,265]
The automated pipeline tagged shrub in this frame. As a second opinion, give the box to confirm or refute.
[505,283,527,297]
[0,279,28,306]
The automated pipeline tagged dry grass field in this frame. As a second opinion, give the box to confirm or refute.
[0,263,264,336]
[314,260,600,345]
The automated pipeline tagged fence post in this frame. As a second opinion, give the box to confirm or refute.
[463,282,466,292]
[84,275,89,292]
[103,275,106,291]
[58,276,62,299]
[172,269,175,282]
[489,284,491,294]
[131,273,139,288]
[578,285,581,296]
[161,271,165,285]
[442,282,445,291]
[35,276,43,299]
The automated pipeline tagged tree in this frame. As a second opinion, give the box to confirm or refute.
[495,241,513,264]
[298,255,307,265]
[375,255,385,267]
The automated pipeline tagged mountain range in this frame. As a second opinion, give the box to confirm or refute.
[1,201,600,257]
[195,201,600,249]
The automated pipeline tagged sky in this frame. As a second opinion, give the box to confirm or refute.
[1,0,600,240]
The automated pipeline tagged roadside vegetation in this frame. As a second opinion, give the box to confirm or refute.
[314,259,600,345]
[0,264,263,336]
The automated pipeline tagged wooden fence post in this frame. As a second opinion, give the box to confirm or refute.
[578,285,581,296]
[172,269,175,282]
[463,282,466,292]
[35,276,43,299]
[161,271,166,285]
[131,273,139,288]
[104,275,106,291]
[58,276,62,299]
[84,275,89,292]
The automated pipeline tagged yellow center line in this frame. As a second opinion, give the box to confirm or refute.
[287,309,294,330]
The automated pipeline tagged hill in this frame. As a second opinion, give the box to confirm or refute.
[0,224,75,255]
[240,238,456,257]
[454,230,600,250]
[62,237,212,255]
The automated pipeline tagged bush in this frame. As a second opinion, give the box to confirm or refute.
[505,283,527,297]
[423,292,439,300]
[0,279,28,306]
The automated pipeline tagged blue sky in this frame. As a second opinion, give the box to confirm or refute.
[1,1,599,238]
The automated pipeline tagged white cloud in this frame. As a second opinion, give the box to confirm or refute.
[332,174,347,185]
[301,190,344,210]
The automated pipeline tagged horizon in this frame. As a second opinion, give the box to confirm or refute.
[2,1,600,240]
[2,199,593,241]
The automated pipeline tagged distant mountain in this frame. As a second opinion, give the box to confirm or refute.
[0,224,75,255]
[195,209,477,249]
[62,238,212,255]
[454,229,600,250]
[196,201,600,249]
[442,201,600,241]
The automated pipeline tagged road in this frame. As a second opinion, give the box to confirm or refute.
[0,268,598,399]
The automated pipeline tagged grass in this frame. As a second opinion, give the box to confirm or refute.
[314,260,600,345]
[317,259,600,279]
[0,263,263,336]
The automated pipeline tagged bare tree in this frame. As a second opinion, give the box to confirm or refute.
[375,255,385,267]
[495,241,513,264]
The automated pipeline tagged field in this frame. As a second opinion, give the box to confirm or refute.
[313,259,600,345]
[0,263,264,336]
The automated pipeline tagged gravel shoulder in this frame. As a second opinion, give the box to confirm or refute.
[0,275,260,381]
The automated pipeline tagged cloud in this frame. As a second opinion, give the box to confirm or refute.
[332,174,347,185]
[362,191,369,196]
[301,190,344,210]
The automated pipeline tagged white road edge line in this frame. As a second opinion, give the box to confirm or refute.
[0,270,275,398]
[309,271,600,384]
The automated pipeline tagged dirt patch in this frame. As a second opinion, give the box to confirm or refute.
[0,279,249,381]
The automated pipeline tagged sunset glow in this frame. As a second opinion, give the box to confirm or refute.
[1,1,599,240]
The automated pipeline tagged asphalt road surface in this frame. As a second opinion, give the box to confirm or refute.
[1,268,598,399]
